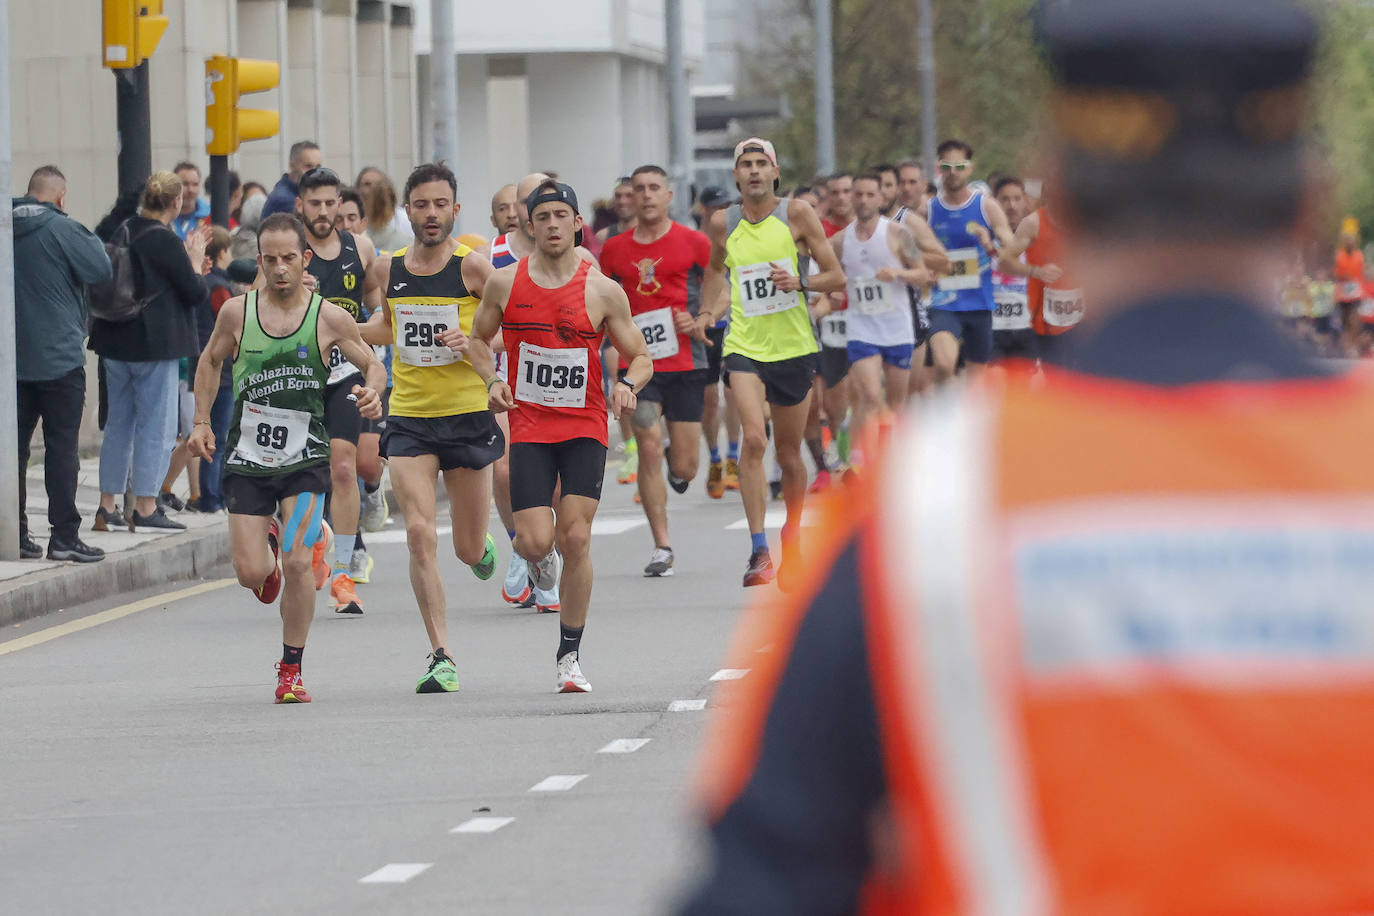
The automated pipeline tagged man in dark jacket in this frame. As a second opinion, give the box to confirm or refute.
[260,140,321,219]
[13,166,112,561]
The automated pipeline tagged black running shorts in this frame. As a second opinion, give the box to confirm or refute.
[324,374,364,446]
[723,352,818,408]
[623,368,708,424]
[381,411,504,472]
[510,438,608,511]
[223,463,332,517]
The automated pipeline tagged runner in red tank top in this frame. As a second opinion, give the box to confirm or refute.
[471,180,653,694]
[999,202,1081,367]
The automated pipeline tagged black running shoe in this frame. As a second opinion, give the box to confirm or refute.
[19,533,42,559]
[47,536,106,563]
[157,491,186,513]
[92,506,128,532]
[668,473,690,495]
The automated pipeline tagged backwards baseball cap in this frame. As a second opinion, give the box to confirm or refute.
[699,186,733,209]
[733,138,778,169]
[524,180,584,247]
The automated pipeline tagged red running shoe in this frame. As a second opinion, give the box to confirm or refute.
[275,661,311,704]
[807,469,832,494]
[253,519,283,605]
[742,547,776,587]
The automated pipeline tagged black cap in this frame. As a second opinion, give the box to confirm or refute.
[699,187,732,209]
[226,257,259,285]
[1036,0,1317,238]
[524,181,584,247]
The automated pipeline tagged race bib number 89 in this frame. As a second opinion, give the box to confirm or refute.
[234,402,310,468]
[516,342,589,408]
[736,262,801,317]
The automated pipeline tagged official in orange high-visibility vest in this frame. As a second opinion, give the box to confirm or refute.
[676,2,1374,914]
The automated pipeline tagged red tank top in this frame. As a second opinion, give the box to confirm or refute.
[503,258,607,445]
[1026,207,1082,336]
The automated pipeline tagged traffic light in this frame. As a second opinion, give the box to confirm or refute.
[103,0,169,69]
[205,55,281,156]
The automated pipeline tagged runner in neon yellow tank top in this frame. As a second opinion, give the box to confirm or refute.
[694,138,847,590]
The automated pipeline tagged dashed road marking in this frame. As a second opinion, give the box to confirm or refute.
[710,668,751,681]
[725,508,817,531]
[529,774,588,792]
[668,699,708,712]
[364,526,450,545]
[451,816,515,834]
[598,738,651,754]
[359,863,432,884]
[590,517,648,535]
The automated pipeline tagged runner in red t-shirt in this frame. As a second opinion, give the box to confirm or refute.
[471,180,652,694]
[599,166,712,578]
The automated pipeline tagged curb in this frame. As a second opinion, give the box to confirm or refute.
[0,526,233,630]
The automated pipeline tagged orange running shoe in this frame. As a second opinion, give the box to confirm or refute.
[311,520,334,591]
[330,571,363,615]
[274,661,311,704]
[253,519,283,605]
[724,458,740,491]
[706,461,725,499]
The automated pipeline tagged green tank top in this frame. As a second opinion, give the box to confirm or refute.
[722,199,819,362]
[223,291,331,477]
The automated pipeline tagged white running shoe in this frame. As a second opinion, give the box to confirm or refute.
[348,547,374,584]
[643,547,675,577]
[533,549,562,592]
[360,478,390,532]
[556,652,592,693]
[502,551,533,606]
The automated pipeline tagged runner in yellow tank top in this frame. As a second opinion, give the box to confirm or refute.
[694,138,846,591]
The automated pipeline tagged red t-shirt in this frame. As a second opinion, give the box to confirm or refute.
[1335,249,1365,303]
[599,222,711,374]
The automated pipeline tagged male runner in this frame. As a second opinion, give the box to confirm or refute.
[896,159,929,221]
[600,165,712,576]
[821,172,855,237]
[489,183,519,236]
[472,179,653,693]
[338,187,365,236]
[830,173,931,466]
[926,139,1014,382]
[872,163,900,218]
[891,162,951,395]
[694,138,846,589]
[996,195,1076,366]
[989,175,1038,364]
[188,213,385,703]
[806,266,848,493]
[298,167,380,612]
[697,188,742,499]
[359,163,503,694]
[595,176,638,244]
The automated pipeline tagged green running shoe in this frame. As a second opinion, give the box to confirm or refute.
[471,532,498,580]
[416,654,460,693]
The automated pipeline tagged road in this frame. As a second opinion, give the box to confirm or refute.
[0,462,794,915]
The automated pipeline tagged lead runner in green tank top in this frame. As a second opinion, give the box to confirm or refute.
[187,214,387,705]
[692,138,847,593]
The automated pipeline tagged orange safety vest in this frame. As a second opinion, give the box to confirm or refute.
[1026,209,1083,336]
[704,369,1374,915]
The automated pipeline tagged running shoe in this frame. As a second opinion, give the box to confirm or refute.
[644,546,675,577]
[556,652,593,693]
[274,661,311,704]
[361,481,390,532]
[618,441,639,484]
[331,572,364,614]
[254,519,283,605]
[471,532,498,580]
[743,547,775,587]
[668,473,690,494]
[724,458,741,491]
[348,548,373,584]
[769,480,784,501]
[503,552,534,606]
[92,506,128,532]
[533,583,560,615]
[129,507,186,531]
[157,491,185,513]
[311,520,334,591]
[416,653,461,693]
[532,548,562,592]
[808,469,833,494]
[19,533,42,560]
[706,461,725,499]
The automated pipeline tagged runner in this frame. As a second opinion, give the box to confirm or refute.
[471,179,653,692]
[821,171,855,238]
[926,139,1014,383]
[337,188,365,236]
[989,175,1038,364]
[187,213,385,703]
[997,196,1077,366]
[872,163,900,218]
[298,166,381,612]
[896,158,929,221]
[698,188,741,499]
[693,138,846,589]
[595,175,637,244]
[806,266,849,492]
[830,173,931,468]
[359,162,504,694]
[600,165,712,576]
[1334,232,1365,355]
[489,183,519,236]
[892,163,952,396]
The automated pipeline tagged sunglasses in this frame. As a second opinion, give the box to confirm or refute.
[938,161,972,173]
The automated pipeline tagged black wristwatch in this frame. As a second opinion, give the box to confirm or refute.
[619,377,637,394]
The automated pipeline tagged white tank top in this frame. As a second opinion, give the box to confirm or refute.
[841,217,914,347]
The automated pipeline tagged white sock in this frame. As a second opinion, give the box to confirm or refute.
[333,533,356,570]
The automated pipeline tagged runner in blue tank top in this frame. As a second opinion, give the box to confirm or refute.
[925,139,1014,383]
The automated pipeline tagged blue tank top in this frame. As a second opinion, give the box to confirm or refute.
[928,192,995,312]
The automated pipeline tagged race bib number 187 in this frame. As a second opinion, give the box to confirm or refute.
[736,262,801,317]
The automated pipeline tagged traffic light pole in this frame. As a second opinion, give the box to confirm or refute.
[209,155,230,228]
[115,62,153,195]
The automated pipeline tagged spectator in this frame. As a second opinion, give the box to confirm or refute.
[194,227,236,513]
[261,140,321,218]
[231,187,267,261]
[226,170,242,228]
[361,172,410,254]
[89,170,208,533]
[355,165,413,241]
[171,161,210,240]
[232,180,266,226]
[338,186,366,235]
[96,186,143,243]
[13,165,112,562]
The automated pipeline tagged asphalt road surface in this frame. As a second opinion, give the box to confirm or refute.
[0,462,797,915]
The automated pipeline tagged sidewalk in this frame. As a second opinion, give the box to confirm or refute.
[1,457,232,628]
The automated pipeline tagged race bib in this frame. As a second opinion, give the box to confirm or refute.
[326,345,359,386]
[633,307,680,361]
[937,247,983,292]
[516,342,589,408]
[1340,281,1363,302]
[736,262,801,317]
[395,302,462,367]
[992,293,1031,331]
[234,402,310,468]
[849,277,895,315]
[819,313,847,347]
[1043,287,1086,328]
[1359,299,1374,319]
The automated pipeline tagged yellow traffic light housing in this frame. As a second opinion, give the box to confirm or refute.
[103,0,168,69]
[205,55,281,156]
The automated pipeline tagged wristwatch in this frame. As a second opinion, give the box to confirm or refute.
[619,377,637,394]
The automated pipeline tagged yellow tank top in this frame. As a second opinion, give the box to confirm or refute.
[386,243,487,418]
[722,199,819,362]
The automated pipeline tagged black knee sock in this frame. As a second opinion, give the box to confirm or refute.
[806,436,827,471]
[558,624,584,660]
[282,644,304,667]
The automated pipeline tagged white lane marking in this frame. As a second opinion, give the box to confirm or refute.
[590,517,648,535]
[668,699,708,712]
[451,816,515,834]
[0,578,236,657]
[359,863,432,884]
[529,774,588,792]
[710,668,751,681]
[598,738,651,754]
[725,508,818,530]
[364,526,452,545]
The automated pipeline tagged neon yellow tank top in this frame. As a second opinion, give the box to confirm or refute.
[722,199,819,362]
[386,243,487,418]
